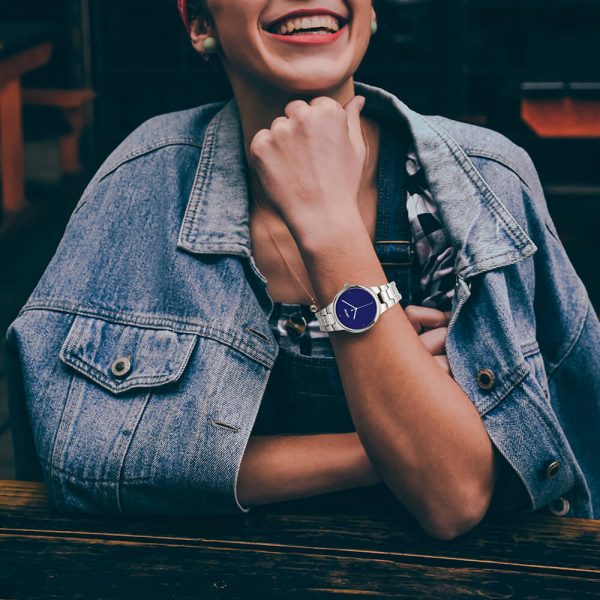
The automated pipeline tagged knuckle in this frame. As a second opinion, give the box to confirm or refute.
[271,116,288,128]
[285,99,308,114]
[249,130,270,157]
[312,97,341,116]
[327,102,345,118]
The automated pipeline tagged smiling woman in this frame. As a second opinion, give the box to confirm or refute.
[4,0,600,542]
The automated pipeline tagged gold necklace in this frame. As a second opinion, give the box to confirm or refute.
[251,193,320,314]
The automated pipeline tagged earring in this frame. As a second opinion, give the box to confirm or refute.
[202,36,218,53]
[370,19,377,35]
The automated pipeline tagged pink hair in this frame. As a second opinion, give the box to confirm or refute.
[177,0,191,32]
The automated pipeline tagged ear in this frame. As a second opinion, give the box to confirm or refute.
[189,17,214,55]
[371,7,376,21]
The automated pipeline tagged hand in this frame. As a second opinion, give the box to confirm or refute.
[248,95,367,241]
[404,305,453,376]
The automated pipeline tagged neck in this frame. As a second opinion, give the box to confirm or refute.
[229,76,380,213]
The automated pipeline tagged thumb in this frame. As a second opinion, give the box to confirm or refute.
[343,95,366,151]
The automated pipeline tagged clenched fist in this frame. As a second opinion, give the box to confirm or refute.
[248,95,367,242]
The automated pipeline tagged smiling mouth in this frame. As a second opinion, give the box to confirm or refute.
[263,14,349,36]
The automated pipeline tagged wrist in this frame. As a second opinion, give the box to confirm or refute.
[293,207,368,258]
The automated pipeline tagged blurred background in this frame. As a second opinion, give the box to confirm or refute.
[0,0,599,478]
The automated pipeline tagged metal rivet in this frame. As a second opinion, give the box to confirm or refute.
[476,368,496,390]
[284,313,307,337]
[544,460,561,479]
[548,496,570,517]
[111,356,132,377]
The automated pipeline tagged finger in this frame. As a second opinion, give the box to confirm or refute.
[284,99,310,119]
[270,115,289,128]
[433,354,451,375]
[342,95,366,151]
[248,128,271,165]
[418,327,448,356]
[403,305,423,334]
[405,305,452,332]
[308,96,336,107]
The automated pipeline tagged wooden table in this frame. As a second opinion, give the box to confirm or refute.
[0,23,55,215]
[1,480,599,598]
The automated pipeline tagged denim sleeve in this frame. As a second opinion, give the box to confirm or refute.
[3,335,44,482]
[450,150,597,518]
[544,301,600,518]
[4,308,256,518]
[519,148,600,516]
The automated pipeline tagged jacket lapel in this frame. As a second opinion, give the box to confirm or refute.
[177,81,537,280]
[354,82,538,279]
[177,100,252,259]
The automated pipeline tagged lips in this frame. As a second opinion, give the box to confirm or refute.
[263,7,349,32]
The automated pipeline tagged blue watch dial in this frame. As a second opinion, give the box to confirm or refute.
[334,286,378,330]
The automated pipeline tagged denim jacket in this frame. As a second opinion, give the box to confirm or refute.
[5,81,600,520]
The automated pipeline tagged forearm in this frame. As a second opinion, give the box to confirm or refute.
[297,216,499,540]
[237,432,382,507]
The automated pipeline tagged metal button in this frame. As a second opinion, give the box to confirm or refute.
[476,368,496,390]
[111,356,132,377]
[548,496,570,517]
[544,460,561,479]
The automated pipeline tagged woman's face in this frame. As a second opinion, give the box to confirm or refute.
[192,1,375,95]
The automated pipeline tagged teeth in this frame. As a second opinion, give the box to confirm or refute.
[274,14,341,35]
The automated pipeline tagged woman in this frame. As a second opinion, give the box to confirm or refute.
[5,1,600,541]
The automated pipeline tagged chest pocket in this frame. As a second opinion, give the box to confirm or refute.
[52,314,198,483]
[59,314,198,394]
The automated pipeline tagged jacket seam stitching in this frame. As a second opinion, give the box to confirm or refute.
[179,110,220,244]
[116,390,153,512]
[96,138,202,184]
[45,458,152,483]
[547,301,589,380]
[16,304,274,368]
[465,150,531,189]
[19,302,223,333]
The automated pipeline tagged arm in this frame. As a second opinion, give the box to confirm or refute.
[247,96,499,539]
[298,220,500,541]
[237,432,381,506]
[238,306,455,508]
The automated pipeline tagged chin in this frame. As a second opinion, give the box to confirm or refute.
[268,67,351,95]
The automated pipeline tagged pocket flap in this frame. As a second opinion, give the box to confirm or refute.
[59,314,198,394]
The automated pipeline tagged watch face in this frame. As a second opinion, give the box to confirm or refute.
[334,286,378,331]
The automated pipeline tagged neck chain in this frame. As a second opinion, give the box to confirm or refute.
[251,193,320,313]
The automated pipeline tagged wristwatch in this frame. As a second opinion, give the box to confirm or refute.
[315,281,402,333]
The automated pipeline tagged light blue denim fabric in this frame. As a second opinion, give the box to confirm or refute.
[4,81,599,520]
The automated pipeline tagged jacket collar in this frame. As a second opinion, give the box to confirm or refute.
[177,81,537,279]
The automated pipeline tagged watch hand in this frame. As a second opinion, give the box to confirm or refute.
[356,302,373,310]
[341,299,357,309]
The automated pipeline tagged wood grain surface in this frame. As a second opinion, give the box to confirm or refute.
[1,480,599,599]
